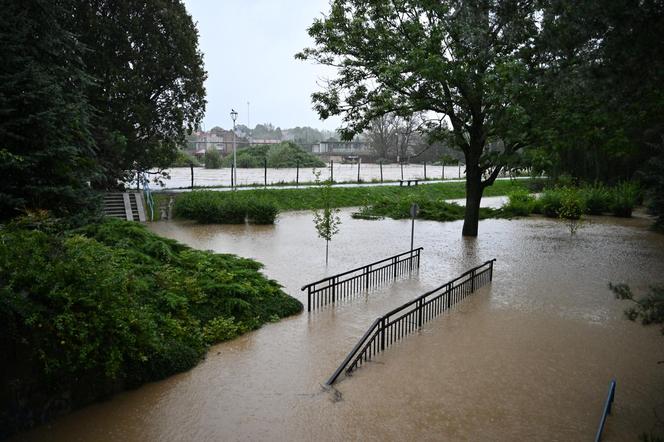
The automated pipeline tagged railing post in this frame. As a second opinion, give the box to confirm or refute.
[489,260,494,281]
[470,269,476,292]
[393,257,398,278]
[307,286,312,312]
[417,299,423,328]
[365,265,370,290]
[447,283,452,309]
[331,277,336,303]
[380,317,386,351]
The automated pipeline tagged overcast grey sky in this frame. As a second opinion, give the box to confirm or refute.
[182,0,341,131]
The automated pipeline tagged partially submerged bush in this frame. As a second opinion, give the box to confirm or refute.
[174,191,279,224]
[501,189,536,217]
[610,182,640,217]
[582,183,611,215]
[0,219,302,436]
[539,188,564,218]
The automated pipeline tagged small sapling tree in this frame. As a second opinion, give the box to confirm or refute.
[312,170,341,265]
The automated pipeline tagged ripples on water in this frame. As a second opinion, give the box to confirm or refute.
[17,212,664,441]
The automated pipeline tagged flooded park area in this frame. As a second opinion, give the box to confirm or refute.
[16,210,664,441]
[159,163,465,189]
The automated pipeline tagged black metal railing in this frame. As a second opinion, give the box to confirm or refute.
[325,259,496,385]
[302,248,423,312]
[595,379,616,442]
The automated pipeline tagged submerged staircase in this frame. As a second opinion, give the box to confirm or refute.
[102,192,146,222]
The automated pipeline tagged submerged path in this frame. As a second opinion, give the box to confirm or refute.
[16,211,664,441]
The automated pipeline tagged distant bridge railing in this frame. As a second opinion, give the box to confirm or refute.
[325,259,496,386]
[301,248,423,312]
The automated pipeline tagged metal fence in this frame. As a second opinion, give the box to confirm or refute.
[326,259,496,385]
[302,248,423,312]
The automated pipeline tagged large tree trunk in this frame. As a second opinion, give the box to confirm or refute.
[462,164,484,237]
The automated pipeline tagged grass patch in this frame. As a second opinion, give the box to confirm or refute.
[0,218,301,436]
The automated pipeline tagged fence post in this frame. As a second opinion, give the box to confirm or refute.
[330,160,334,183]
[230,164,234,188]
[400,162,404,180]
[357,157,361,183]
[264,158,267,187]
[442,162,445,180]
[380,160,383,183]
[296,160,300,186]
[190,164,194,189]
[424,161,427,180]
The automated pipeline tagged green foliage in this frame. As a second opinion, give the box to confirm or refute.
[171,150,201,167]
[610,182,640,218]
[557,187,585,234]
[204,149,223,169]
[312,171,341,264]
[0,0,99,221]
[501,189,537,218]
[581,184,611,215]
[0,219,301,436]
[642,140,664,230]
[70,0,207,188]
[610,283,664,335]
[174,192,279,224]
[539,188,565,218]
[353,195,498,222]
[220,142,325,168]
[297,1,541,236]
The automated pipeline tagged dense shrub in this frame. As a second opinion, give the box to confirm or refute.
[501,189,536,217]
[247,199,279,224]
[171,150,201,167]
[220,142,325,168]
[174,191,279,224]
[610,182,640,217]
[0,219,302,436]
[582,184,612,215]
[352,195,498,222]
[204,149,223,169]
[539,188,564,217]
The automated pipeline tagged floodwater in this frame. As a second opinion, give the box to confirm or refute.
[160,163,465,189]
[16,211,664,441]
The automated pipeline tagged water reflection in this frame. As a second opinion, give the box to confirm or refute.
[16,212,664,441]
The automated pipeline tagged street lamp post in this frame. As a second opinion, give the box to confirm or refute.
[230,109,238,189]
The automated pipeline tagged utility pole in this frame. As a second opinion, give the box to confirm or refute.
[231,109,238,190]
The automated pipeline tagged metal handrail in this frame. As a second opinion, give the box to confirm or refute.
[595,379,616,442]
[302,248,423,311]
[302,248,424,290]
[325,259,496,385]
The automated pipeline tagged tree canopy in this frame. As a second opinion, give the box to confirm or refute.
[71,0,207,189]
[297,0,541,236]
[0,0,99,220]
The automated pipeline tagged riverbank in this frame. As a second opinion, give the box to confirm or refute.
[0,218,302,438]
[160,178,537,223]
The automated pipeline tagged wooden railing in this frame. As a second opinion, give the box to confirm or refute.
[325,259,496,385]
[301,248,423,312]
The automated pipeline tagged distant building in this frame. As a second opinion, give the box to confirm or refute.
[312,141,372,161]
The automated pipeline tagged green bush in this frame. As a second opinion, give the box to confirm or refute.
[0,219,302,436]
[610,181,640,217]
[582,183,611,215]
[501,189,536,217]
[247,199,279,224]
[557,187,586,220]
[174,191,279,224]
[204,149,223,169]
[220,142,325,168]
[171,150,201,167]
[539,188,564,217]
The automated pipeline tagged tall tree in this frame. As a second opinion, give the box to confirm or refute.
[0,0,99,220]
[71,0,207,188]
[298,0,540,236]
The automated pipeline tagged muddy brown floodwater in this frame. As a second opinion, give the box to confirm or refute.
[16,211,664,441]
